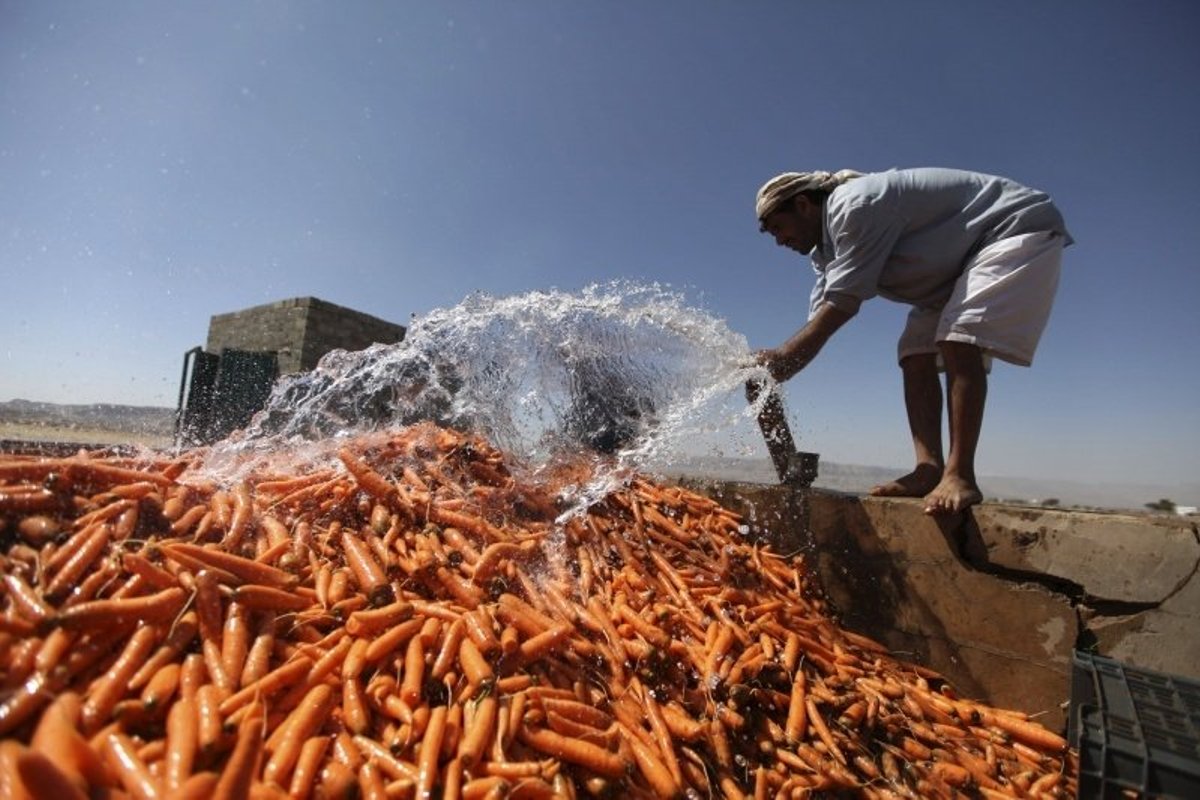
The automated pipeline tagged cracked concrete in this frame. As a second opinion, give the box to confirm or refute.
[687,480,1200,733]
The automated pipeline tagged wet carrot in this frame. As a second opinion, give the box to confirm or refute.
[457,637,494,690]
[233,583,311,613]
[351,735,420,782]
[636,682,683,789]
[957,701,1069,753]
[0,740,34,800]
[222,482,253,550]
[240,611,276,687]
[140,661,182,711]
[318,759,358,798]
[470,542,529,586]
[417,704,448,799]
[458,696,499,768]
[65,459,173,489]
[518,727,629,780]
[0,672,52,737]
[104,731,162,800]
[263,683,336,787]
[432,618,466,679]
[195,684,226,757]
[122,552,179,591]
[343,675,370,735]
[342,528,393,605]
[50,586,188,631]
[15,749,88,800]
[462,775,510,800]
[165,696,198,793]
[428,504,506,543]
[179,652,207,702]
[162,542,297,589]
[517,623,573,664]
[288,735,331,800]
[345,599,414,638]
[219,655,314,716]
[2,573,53,623]
[213,700,264,800]
[358,760,389,800]
[44,523,109,600]
[29,691,110,789]
[623,727,679,799]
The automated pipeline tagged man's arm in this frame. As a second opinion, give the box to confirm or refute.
[756,302,854,382]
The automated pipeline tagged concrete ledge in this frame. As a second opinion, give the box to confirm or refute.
[686,482,1200,732]
[968,505,1198,603]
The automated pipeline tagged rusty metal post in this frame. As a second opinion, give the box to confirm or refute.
[747,379,818,487]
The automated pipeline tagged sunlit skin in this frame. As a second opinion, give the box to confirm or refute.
[755,195,986,515]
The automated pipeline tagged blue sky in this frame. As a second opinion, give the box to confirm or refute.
[2,1,1198,487]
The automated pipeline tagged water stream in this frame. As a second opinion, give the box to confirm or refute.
[204,281,787,513]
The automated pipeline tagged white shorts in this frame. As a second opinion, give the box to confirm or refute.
[897,231,1064,368]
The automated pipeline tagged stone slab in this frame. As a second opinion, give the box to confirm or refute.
[969,505,1198,602]
[1088,572,1200,679]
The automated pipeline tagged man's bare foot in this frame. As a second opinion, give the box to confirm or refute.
[869,463,942,497]
[923,474,983,515]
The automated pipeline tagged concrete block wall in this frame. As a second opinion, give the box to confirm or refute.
[295,297,407,372]
[206,297,406,374]
[689,482,1200,732]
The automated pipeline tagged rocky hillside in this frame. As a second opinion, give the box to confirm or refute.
[0,399,175,444]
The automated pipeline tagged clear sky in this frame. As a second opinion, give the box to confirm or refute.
[2,1,1198,487]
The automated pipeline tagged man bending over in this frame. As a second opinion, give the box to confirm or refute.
[753,167,1071,514]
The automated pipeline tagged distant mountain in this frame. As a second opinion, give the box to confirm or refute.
[662,455,1199,513]
[0,399,175,436]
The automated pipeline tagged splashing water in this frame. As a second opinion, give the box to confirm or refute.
[206,282,783,511]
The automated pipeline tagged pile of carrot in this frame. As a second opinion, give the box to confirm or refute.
[0,422,1076,799]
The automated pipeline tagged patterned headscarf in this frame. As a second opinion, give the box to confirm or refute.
[755,170,863,221]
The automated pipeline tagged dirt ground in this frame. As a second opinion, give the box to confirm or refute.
[0,422,173,451]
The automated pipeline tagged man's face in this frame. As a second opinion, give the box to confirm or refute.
[761,195,822,255]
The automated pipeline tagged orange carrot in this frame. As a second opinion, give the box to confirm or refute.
[401,633,428,707]
[622,726,680,799]
[288,736,331,800]
[457,637,494,690]
[50,586,188,631]
[103,731,162,800]
[232,583,312,613]
[342,529,394,605]
[212,700,264,800]
[164,696,198,793]
[140,661,182,711]
[518,727,629,780]
[358,760,390,800]
[0,673,52,737]
[458,696,499,768]
[1,573,53,623]
[432,618,466,679]
[162,542,297,589]
[29,691,110,790]
[343,676,370,735]
[263,683,336,787]
[44,523,110,600]
[195,684,226,757]
[15,749,88,800]
[122,552,180,591]
[345,599,414,637]
[219,655,314,716]
[417,705,448,799]
[517,623,573,664]
[363,617,424,665]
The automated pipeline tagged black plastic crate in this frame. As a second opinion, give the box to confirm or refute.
[1069,651,1200,799]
